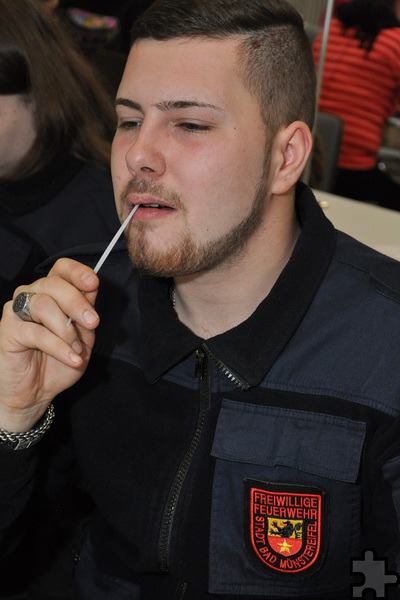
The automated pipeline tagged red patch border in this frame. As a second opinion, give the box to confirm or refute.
[244,479,329,580]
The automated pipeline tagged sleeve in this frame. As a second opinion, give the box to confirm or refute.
[382,454,400,572]
[0,447,37,532]
[0,399,93,596]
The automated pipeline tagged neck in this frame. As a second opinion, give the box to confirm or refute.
[173,200,300,339]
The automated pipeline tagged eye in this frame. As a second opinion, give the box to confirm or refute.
[179,122,212,133]
[116,119,142,131]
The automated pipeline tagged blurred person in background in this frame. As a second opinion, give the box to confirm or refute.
[319,0,351,25]
[0,0,120,310]
[313,0,400,210]
[0,0,121,597]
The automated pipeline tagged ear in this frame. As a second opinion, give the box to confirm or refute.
[270,121,313,196]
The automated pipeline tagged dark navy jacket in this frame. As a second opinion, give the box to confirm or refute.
[0,183,399,599]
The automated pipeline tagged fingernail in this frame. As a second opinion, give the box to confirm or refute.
[69,352,82,365]
[81,274,97,287]
[72,340,82,354]
[83,310,98,325]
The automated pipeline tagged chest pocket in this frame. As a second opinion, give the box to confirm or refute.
[209,399,366,597]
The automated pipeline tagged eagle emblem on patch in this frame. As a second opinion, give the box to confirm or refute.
[244,480,328,579]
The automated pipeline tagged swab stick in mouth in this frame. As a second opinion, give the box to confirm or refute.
[67,204,139,326]
[93,204,139,274]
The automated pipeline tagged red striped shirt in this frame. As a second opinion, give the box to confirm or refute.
[313,18,400,169]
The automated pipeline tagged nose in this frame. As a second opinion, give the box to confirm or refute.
[125,123,166,179]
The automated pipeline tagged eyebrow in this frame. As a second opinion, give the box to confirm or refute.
[115,98,223,113]
[115,98,142,111]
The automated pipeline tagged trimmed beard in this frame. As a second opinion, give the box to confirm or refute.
[124,148,271,278]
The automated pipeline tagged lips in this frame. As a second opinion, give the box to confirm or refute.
[129,195,175,212]
[126,192,173,208]
[125,198,176,221]
[139,203,172,209]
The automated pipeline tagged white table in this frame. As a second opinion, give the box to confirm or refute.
[314,190,400,261]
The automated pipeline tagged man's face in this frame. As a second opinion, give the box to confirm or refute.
[111,36,271,278]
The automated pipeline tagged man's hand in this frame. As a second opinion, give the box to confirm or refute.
[0,258,100,433]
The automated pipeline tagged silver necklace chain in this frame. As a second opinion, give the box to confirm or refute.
[170,285,176,309]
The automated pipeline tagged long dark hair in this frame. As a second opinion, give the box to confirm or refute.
[336,0,400,51]
[0,0,116,180]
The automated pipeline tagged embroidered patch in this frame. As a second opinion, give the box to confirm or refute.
[244,480,328,579]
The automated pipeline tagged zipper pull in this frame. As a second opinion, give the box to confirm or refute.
[195,348,206,380]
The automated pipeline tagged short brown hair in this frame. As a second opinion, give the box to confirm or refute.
[130,0,316,134]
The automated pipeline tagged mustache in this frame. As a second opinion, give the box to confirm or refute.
[120,178,183,209]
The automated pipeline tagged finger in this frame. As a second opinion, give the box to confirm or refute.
[12,258,98,299]
[14,274,100,330]
[47,258,99,294]
[4,301,91,368]
[46,260,100,325]
[12,285,99,332]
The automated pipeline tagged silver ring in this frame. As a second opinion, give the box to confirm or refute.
[12,292,36,322]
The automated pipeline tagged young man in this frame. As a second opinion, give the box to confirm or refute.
[0,1,399,598]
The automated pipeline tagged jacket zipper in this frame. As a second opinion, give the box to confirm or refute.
[203,345,250,390]
[172,580,188,600]
[157,347,211,571]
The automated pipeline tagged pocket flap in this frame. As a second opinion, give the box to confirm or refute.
[211,400,366,482]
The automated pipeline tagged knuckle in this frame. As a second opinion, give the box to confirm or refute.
[32,293,51,314]
[43,273,61,291]
[52,257,72,272]
[2,299,13,317]
[13,284,31,299]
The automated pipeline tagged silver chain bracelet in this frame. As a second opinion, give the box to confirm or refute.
[0,404,55,450]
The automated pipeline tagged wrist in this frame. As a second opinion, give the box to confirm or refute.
[0,404,55,450]
[0,404,49,433]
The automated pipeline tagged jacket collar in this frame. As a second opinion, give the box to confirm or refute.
[140,183,337,386]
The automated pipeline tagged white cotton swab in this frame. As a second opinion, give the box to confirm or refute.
[92,204,139,274]
[66,204,139,326]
